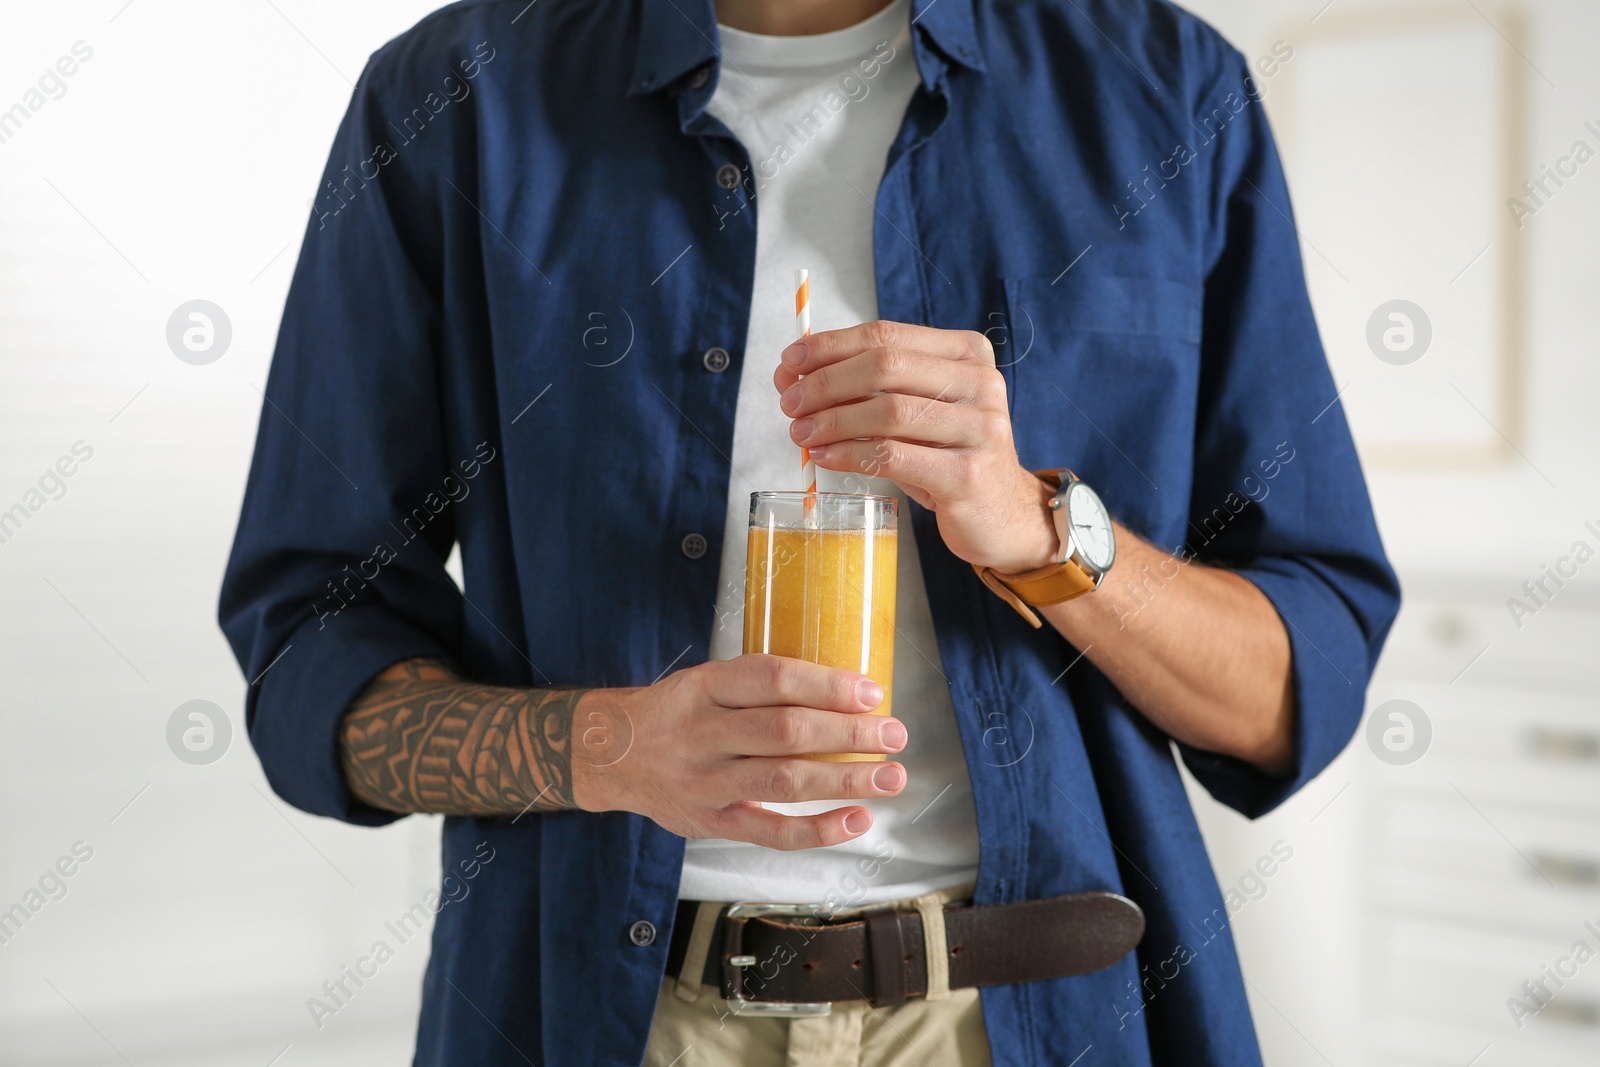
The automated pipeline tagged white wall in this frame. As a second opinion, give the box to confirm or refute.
[0,4,451,1064]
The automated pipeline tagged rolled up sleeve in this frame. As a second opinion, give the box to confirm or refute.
[218,49,466,824]
[1175,50,1402,817]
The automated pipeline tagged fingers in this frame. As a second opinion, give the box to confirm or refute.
[779,320,992,381]
[807,437,966,498]
[725,705,907,757]
[777,347,989,412]
[790,390,993,451]
[732,757,907,804]
[708,800,876,851]
[704,655,884,713]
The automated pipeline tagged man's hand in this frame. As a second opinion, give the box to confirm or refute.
[574,655,908,850]
[341,655,909,850]
[774,320,1058,575]
[774,319,1296,776]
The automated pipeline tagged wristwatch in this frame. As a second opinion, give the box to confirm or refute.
[972,469,1116,629]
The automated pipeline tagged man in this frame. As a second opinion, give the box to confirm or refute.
[219,0,1399,1063]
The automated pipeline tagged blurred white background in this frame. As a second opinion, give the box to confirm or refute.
[1,1,1596,1065]
[1,4,453,1065]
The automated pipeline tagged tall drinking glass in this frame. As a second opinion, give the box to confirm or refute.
[744,492,898,763]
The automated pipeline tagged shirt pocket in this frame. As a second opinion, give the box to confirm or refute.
[996,273,1204,531]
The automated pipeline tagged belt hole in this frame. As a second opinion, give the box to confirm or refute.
[852,958,862,968]
[801,961,815,973]
[904,951,913,962]
[950,945,963,956]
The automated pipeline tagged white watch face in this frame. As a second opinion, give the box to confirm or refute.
[1066,482,1115,572]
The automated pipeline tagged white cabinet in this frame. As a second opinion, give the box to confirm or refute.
[1360,580,1600,1066]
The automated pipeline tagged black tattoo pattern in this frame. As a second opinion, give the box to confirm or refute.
[339,659,587,817]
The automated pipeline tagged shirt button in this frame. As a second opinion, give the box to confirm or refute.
[629,920,657,947]
[716,164,742,190]
[702,346,731,373]
[689,64,712,89]
[681,533,708,559]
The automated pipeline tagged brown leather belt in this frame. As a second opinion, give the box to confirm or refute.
[664,891,1144,1009]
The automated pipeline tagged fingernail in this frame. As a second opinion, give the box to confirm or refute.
[872,764,904,791]
[843,809,871,835]
[779,384,802,413]
[790,416,815,443]
[857,680,884,707]
[880,719,906,751]
[781,341,807,366]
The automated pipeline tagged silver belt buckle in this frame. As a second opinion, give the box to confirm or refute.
[722,901,833,1017]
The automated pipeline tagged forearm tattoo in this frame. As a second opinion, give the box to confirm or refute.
[339,659,587,817]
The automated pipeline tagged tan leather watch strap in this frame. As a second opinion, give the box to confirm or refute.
[973,558,1097,628]
[972,469,1098,628]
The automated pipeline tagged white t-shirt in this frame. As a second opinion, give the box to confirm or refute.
[679,0,981,908]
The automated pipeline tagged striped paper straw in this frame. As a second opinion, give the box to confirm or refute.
[795,269,816,504]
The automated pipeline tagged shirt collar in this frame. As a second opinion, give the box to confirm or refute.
[627,0,984,97]
[906,0,985,76]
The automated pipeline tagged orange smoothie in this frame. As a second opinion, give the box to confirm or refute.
[744,524,897,762]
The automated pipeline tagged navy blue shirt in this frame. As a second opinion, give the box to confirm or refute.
[219,0,1400,1063]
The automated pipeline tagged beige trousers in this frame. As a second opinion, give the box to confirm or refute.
[642,884,992,1067]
